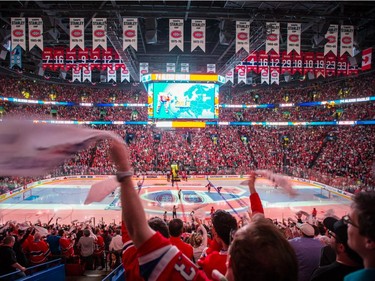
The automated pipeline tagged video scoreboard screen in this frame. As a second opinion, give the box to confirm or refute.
[148,82,219,119]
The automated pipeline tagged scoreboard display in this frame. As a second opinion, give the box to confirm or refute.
[143,74,223,120]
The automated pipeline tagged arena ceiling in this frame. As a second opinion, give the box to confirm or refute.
[0,1,374,80]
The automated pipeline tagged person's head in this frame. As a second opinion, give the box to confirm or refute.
[226,218,298,281]
[148,217,170,238]
[346,191,375,264]
[168,218,184,237]
[211,210,237,247]
[190,232,203,248]
[298,223,315,238]
[34,232,42,242]
[83,229,90,237]
[58,229,65,237]
[326,218,362,265]
[2,235,15,247]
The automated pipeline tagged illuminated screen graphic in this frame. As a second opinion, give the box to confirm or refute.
[148,82,219,119]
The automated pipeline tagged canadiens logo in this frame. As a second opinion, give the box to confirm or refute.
[267,34,278,41]
[341,36,352,44]
[271,72,278,77]
[30,29,41,37]
[171,30,182,38]
[239,71,245,76]
[193,31,203,39]
[73,69,80,74]
[122,69,129,74]
[13,29,24,37]
[84,70,90,74]
[288,34,299,42]
[262,71,268,76]
[327,36,336,43]
[109,70,115,74]
[227,72,233,77]
[124,30,136,38]
[94,30,105,37]
[237,32,248,40]
[141,69,147,74]
[71,29,82,37]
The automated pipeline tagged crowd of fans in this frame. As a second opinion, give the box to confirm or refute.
[0,73,374,194]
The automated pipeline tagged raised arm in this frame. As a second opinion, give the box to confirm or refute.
[248,171,264,215]
[110,138,155,248]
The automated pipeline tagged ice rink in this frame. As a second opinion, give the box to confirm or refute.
[0,176,352,225]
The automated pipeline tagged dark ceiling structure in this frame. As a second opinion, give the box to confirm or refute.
[0,1,374,81]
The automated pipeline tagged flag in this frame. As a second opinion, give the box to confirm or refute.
[362,48,372,71]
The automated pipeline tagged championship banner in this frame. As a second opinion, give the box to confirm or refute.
[11,18,26,50]
[270,69,279,85]
[167,63,176,72]
[337,55,348,76]
[121,67,130,82]
[281,51,292,74]
[139,62,149,78]
[236,21,250,53]
[123,18,138,51]
[65,48,77,71]
[90,48,101,70]
[315,52,325,78]
[361,47,372,71]
[181,63,189,73]
[82,67,91,82]
[70,18,84,50]
[340,25,354,57]
[325,53,336,77]
[169,19,184,51]
[292,53,303,75]
[303,52,315,75]
[261,68,269,85]
[258,50,269,74]
[72,68,81,82]
[237,65,247,84]
[207,64,216,73]
[265,22,280,54]
[42,47,54,70]
[246,52,258,73]
[102,48,113,70]
[28,18,43,50]
[53,47,65,71]
[225,68,234,84]
[107,69,116,82]
[92,18,107,50]
[324,24,338,56]
[10,46,22,68]
[287,23,301,55]
[191,19,205,52]
[78,48,89,70]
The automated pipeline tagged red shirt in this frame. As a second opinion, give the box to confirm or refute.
[138,232,210,281]
[198,250,228,277]
[170,236,194,261]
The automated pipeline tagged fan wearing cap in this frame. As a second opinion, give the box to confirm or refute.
[289,223,324,281]
[310,218,363,281]
[344,191,375,281]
